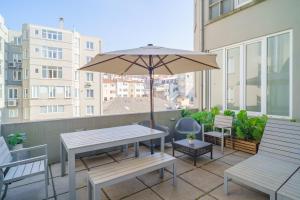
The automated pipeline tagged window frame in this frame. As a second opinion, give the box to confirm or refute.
[209,29,293,119]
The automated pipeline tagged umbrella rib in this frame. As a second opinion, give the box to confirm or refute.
[80,55,125,69]
[121,56,142,75]
[154,57,182,69]
[118,57,148,69]
[175,55,218,69]
[153,55,168,68]
[139,56,150,68]
[156,55,174,75]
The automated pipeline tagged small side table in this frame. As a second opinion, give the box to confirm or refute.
[172,139,213,166]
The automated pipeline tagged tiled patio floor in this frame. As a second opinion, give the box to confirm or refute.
[4,144,268,200]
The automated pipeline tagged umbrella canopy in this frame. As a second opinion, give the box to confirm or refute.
[80,44,219,75]
[80,44,219,153]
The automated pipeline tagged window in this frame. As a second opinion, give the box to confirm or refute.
[86,105,94,115]
[8,109,18,118]
[226,47,240,110]
[23,69,29,79]
[35,30,39,35]
[40,105,64,113]
[13,70,22,81]
[209,0,234,20]
[23,48,28,59]
[42,66,62,79]
[209,30,292,117]
[42,47,63,59]
[23,88,28,99]
[74,88,79,98]
[86,41,94,50]
[234,0,252,8]
[210,50,223,109]
[86,89,94,98]
[42,29,63,41]
[0,84,2,99]
[65,86,71,98]
[246,42,261,112]
[13,37,22,45]
[48,86,56,98]
[31,86,39,98]
[8,88,18,99]
[267,33,290,116]
[86,72,93,81]
[74,71,79,81]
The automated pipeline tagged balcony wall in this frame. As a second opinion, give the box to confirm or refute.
[0,110,197,163]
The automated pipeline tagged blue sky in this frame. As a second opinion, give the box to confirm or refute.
[0,0,194,52]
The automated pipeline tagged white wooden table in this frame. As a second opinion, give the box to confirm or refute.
[60,124,167,200]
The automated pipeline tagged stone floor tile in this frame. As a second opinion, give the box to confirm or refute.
[103,178,147,200]
[137,170,173,187]
[151,178,203,200]
[219,154,247,165]
[201,160,231,177]
[82,153,114,169]
[122,188,162,200]
[53,170,88,195]
[165,146,184,157]
[198,194,217,200]
[180,168,223,192]
[56,187,108,200]
[107,148,135,161]
[179,154,213,167]
[232,151,253,159]
[5,179,54,200]
[165,158,196,175]
[50,159,86,177]
[8,166,51,189]
[210,182,268,200]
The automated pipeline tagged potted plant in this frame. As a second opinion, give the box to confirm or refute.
[8,132,27,150]
[187,133,196,145]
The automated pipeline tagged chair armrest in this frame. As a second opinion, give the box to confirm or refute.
[10,144,47,155]
[0,155,47,169]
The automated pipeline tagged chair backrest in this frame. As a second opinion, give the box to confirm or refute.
[0,136,12,166]
[258,119,300,165]
[175,117,201,133]
[214,115,233,128]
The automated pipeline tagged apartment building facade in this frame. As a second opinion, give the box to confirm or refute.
[0,16,101,123]
[194,0,300,119]
[0,15,8,122]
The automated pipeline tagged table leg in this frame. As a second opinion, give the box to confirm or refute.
[160,136,165,153]
[60,139,66,176]
[194,152,197,166]
[210,145,213,159]
[134,142,139,157]
[68,151,76,200]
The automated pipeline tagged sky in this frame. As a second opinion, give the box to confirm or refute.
[0,0,194,52]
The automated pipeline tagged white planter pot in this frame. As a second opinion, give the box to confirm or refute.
[188,139,194,145]
[13,144,23,150]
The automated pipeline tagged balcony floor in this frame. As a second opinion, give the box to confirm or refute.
[4,145,268,200]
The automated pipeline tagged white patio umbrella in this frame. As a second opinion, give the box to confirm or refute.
[80,44,219,151]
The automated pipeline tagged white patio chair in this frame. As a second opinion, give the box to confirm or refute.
[0,137,48,199]
[202,115,233,152]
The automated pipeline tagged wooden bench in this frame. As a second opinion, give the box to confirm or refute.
[87,153,176,200]
[224,119,300,200]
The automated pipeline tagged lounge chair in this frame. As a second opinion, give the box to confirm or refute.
[224,119,300,200]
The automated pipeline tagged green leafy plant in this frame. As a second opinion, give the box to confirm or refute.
[180,108,192,118]
[186,133,196,140]
[210,106,220,117]
[290,119,297,122]
[249,115,268,141]
[8,132,27,146]
[224,109,235,117]
[191,111,214,131]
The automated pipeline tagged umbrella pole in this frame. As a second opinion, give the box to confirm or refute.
[149,56,154,154]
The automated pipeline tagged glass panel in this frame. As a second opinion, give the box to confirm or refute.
[211,50,223,109]
[210,4,220,19]
[267,33,290,116]
[226,47,240,110]
[222,0,233,14]
[246,42,261,112]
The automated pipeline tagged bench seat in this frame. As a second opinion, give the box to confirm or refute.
[87,153,176,200]
[277,168,300,200]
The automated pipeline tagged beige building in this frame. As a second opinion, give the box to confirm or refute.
[194,0,300,119]
[20,22,101,121]
[0,15,8,121]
